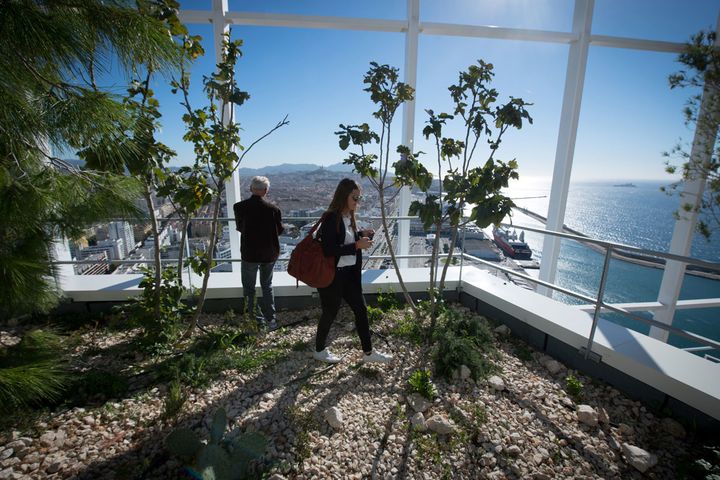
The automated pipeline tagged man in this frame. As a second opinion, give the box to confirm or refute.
[233,176,284,329]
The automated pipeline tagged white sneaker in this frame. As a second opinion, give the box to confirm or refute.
[313,348,341,364]
[362,350,393,364]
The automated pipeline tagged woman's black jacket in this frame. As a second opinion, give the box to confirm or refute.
[318,211,361,274]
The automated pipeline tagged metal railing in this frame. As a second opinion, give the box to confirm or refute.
[55,215,720,360]
[459,223,720,361]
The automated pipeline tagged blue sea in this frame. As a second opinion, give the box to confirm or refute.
[503,179,720,357]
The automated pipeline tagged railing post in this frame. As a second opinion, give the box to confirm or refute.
[458,222,466,288]
[585,246,613,360]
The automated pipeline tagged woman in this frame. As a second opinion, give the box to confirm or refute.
[312,178,393,365]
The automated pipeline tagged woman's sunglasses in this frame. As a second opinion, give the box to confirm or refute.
[352,195,364,202]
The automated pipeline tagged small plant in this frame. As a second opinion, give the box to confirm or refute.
[190,327,252,356]
[565,374,584,400]
[170,354,209,389]
[366,306,383,325]
[408,369,437,401]
[513,341,534,362]
[391,312,425,345]
[127,266,192,355]
[285,405,318,461]
[223,309,236,325]
[162,378,187,420]
[470,403,487,425]
[166,408,267,480]
[376,288,403,312]
[435,312,494,349]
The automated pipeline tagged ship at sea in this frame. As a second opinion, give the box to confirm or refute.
[612,182,636,187]
[492,227,533,260]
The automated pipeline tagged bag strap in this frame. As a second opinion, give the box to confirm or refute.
[309,212,329,237]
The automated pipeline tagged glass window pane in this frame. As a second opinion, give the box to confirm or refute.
[573,48,689,186]
[421,0,574,32]
[415,36,567,184]
[229,0,406,20]
[592,0,718,43]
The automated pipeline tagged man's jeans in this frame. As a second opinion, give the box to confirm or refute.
[241,260,276,325]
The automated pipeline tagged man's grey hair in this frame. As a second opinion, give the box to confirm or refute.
[250,176,270,192]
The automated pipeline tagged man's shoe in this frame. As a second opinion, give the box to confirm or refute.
[313,348,341,364]
[267,320,278,330]
[362,350,393,364]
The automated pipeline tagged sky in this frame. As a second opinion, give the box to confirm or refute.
[141,0,720,183]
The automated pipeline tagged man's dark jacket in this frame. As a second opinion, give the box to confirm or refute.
[233,195,284,263]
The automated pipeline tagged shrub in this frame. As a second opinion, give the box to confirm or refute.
[433,330,496,381]
[438,314,494,349]
[189,327,252,356]
[367,306,383,325]
[126,267,192,355]
[391,313,425,345]
[376,288,404,312]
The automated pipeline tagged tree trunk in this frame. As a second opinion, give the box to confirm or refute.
[143,184,162,321]
[378,187,418,316]
[184,192,222,337]
[177,217,189,287]
[427,219,444,334]
[439,224,459,294]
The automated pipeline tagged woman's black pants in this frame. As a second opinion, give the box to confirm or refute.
[315,267,372,353]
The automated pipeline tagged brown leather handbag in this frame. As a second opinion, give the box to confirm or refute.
[287,214,335,288]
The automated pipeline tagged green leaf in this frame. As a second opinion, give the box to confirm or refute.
[166,428,202,459]
[209,408,227,444]
[196,443,231,480]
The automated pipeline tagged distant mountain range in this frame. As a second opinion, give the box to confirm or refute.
[238,162,352,175]
[60,159,353,175]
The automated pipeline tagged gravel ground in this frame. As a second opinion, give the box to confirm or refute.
[0,305,696,479]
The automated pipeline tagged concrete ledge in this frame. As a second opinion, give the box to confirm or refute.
[58,267,461,313]
[460,268,720,431]
[60,267,461,300]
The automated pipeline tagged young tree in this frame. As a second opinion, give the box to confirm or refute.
[78,2,195,338]
[336,62,421,315]
[663,30,720,239]
[397,60,532,327]
[175,33,288,336]
[157,164,212,283]
[0,0,179,320]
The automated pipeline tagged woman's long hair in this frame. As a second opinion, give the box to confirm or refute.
[326,178,360,232]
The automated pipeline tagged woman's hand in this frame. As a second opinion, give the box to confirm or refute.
[355,237,373,250]
[360,228,375,239]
